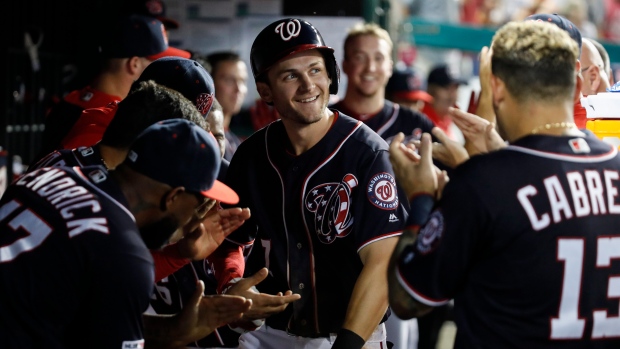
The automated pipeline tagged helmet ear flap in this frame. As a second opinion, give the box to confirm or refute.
[322,52,340,95]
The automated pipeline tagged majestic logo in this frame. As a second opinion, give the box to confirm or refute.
[389,213,399,223]
[305,174,358,244]
[367,172,399,210]
[416,210,444,254]
[275,19,301,41]
[196,93,214,115]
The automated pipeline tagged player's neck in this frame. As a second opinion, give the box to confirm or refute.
[506,99,582,142]
[341,89,385,116]
[282,109,335,156]
[98,143,128,170]
[91,72,132,100]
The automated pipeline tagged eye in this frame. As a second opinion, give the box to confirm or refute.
[284,73,296,81]
[310,68,321,74]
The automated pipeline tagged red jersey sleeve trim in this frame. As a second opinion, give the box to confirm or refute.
[395,264,450,307]
[357,230,403,253]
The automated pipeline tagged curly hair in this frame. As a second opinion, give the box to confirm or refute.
[491,21,579,103]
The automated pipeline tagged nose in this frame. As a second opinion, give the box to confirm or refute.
[366,58,377,72]
[299,74,315,92]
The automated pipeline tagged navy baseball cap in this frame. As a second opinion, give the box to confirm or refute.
[427,65,467,87]
[100,14,190,60]
[386,69,433,103]
[125,119,239,204]
[138,57,215,116]
[525,13,582,51]
[124,0,179,29]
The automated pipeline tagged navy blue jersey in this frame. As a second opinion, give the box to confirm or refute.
[150,258,241,348]
[331,100,434,143]
[29,146,105,172]
[0,166,153,349]
[396,132,620,348]
[225,111,407,336]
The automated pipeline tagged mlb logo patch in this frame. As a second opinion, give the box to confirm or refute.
[122,339,144,349]
[569,138,590,154]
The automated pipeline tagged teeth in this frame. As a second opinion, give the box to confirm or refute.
[362,76,375,81]
[300,96,318,103]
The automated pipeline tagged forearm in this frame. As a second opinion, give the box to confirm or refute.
[341,240,397,340]
[143,313,186,349]
[387,229,433,319]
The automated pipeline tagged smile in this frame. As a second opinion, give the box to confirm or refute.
[298,96,319,103]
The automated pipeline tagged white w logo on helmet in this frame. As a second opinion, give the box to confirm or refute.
[275,19,301,41]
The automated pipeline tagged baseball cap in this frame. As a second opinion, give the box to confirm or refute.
[100,14,190,60]
[138,57,215,116]
[427,65,468,87]
[125,119,239,204]
[124,0,179,29]
[525,13,582,50]
[386,69,433,103]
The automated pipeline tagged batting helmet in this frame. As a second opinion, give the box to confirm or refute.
[250,18,340,95]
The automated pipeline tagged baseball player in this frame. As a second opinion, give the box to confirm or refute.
[330,22,435,349]
[388,21,620,348]
[37,14,190,161]
[217,18,407,349]
[0,119,249,348]
[60,56,216,150]
[331,23,434,145]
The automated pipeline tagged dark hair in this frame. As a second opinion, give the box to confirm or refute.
[206,51,242,76]
[102,80,208,149]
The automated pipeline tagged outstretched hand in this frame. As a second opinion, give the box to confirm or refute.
[177,207,251,260]
[175,280,252,344]
[429,127,469,169]
[449,107,505,156]
[389,132,439,199]
[225,268,301,321]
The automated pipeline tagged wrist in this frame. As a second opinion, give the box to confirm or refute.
[331,328,365,349]
[406,193,435,228]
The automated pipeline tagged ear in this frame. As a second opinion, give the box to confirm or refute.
[256,82,273,104]
[161,187,185,211]
[489,74,505,105]
[127,56,146,77]
[591,65,602,93]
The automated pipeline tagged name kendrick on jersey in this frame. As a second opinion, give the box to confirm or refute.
[15,168,109,236]
[518,169,620,231]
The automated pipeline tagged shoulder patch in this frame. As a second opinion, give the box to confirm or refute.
[367,172,399,210]
[416,210,444,254]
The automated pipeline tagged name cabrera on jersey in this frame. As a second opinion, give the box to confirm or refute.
[225,111,407,336]
[0,165,153,349]
[396,133,620,348]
